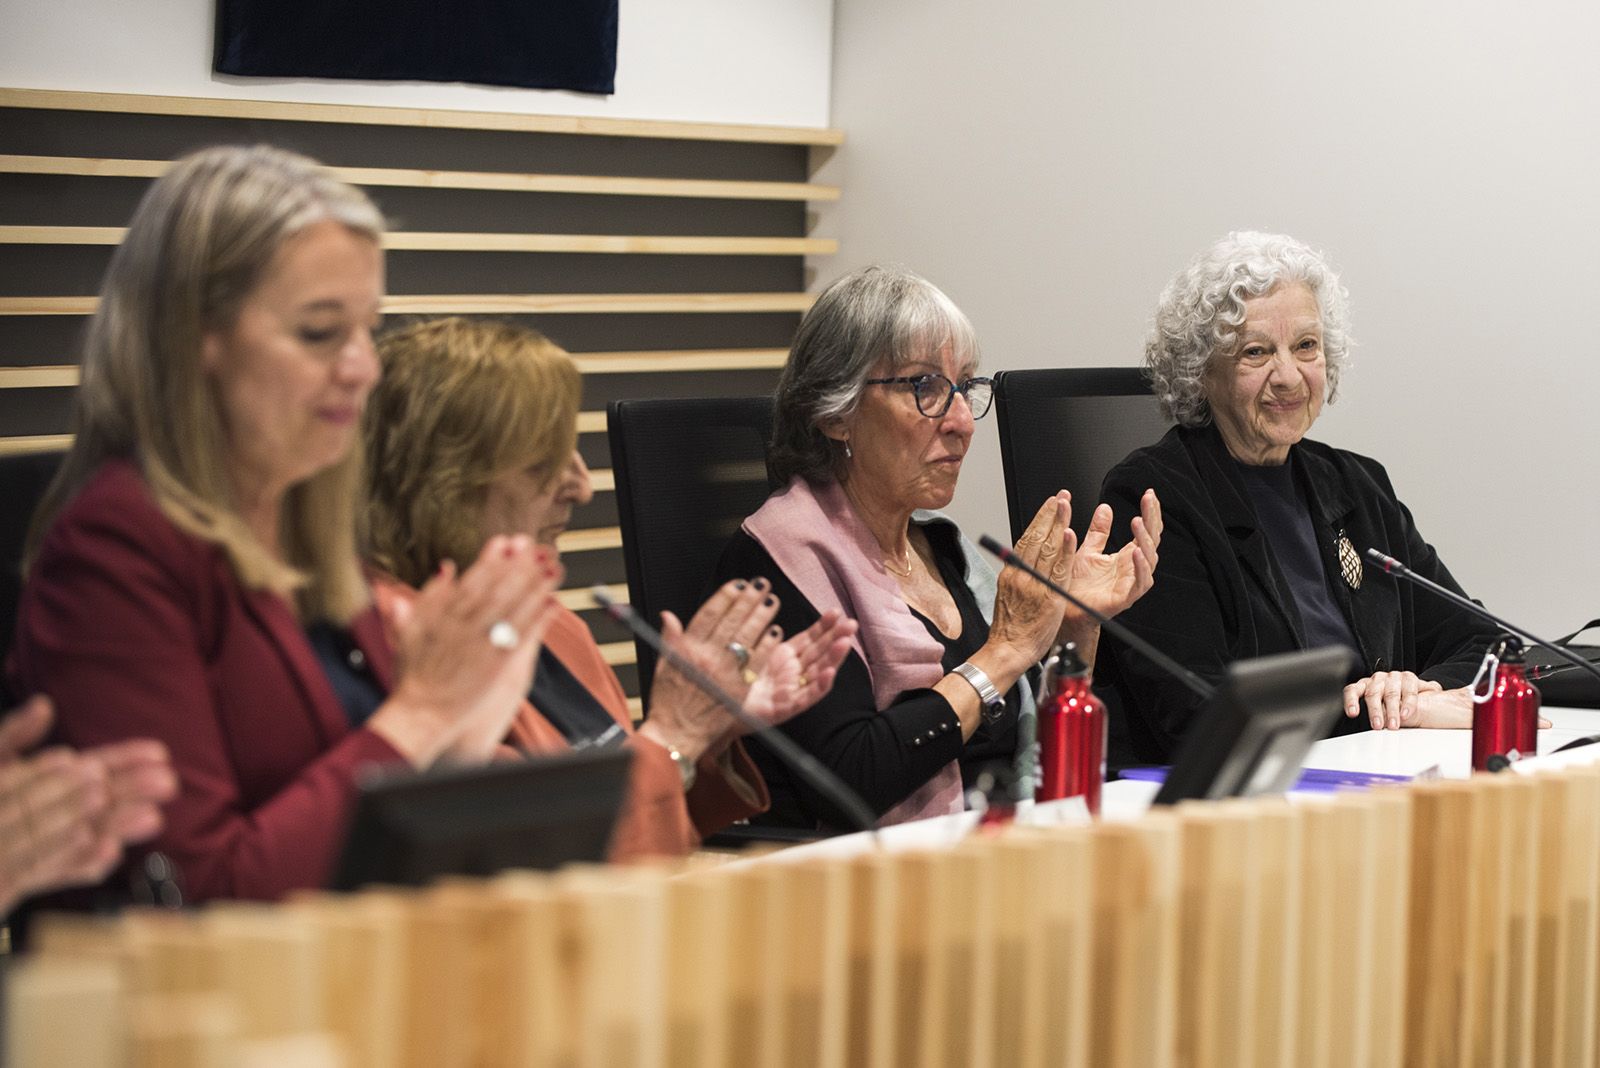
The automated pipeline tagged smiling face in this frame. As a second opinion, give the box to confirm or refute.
[482,450,595,554]
[201,219,384,503]
[835,344,977,515]
[1206,281,1326,466]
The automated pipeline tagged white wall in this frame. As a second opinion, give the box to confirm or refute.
[822,0,1600,636]
[0,0,834,127]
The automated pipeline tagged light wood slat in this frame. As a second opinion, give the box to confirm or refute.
[626,696,643,718]
[0,365,77,388]
[555,526,623,554]
[0,155,842,203]
[0,88,846,147]
[0,226,837,257]
[556,584,629,612]
[0,293,814,317]
[598,641,636,667]
[589,469,615,493]
[571,348,789,374]
[0,355,788,387]
[576,411,607,434]
[0,434,72,456]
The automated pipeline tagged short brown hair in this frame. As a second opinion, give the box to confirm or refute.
[363,317,581,586]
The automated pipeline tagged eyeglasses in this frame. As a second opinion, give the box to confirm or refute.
[864,373,995,419]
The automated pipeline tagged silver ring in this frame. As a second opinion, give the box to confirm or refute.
[488,620,520,650]
[726,641,750,669]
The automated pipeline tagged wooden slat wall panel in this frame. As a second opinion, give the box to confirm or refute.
[0,90,838,705]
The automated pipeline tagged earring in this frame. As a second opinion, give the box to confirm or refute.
[844,441,853,460]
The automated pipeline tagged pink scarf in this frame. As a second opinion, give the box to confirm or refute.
[743,477,964,824]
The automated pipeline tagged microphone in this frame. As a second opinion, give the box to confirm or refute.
[1363,549,1600,690]
[589,586,879,834]
[977,534,1215,701]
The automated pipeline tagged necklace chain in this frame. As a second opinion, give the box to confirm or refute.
[883,546,915,578]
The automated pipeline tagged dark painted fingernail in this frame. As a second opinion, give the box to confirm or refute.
[753,577,769,591]
[764,595,776,607]
[734,580,747,591]
[768,626,781,639]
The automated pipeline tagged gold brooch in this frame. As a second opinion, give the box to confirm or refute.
[1337,529,1362,590]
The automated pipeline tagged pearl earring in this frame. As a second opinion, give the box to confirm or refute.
[844,441,853,460]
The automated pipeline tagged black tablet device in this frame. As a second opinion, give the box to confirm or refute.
[1152,646,1353,806]
[330,745,633,891]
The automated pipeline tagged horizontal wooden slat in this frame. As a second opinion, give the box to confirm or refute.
[0,155,842,202]
[0,226,837,257]
[589,469,615,493]
[576,411,607,434]
[0,434,71,456]
[0,294,815,316]
[0,366,76,388]
[556,583,629,612]
[555,526,622,554]
[0,356,788,387]
[597,640,635,667]
[571,349,790,374]
[0,88,845,147]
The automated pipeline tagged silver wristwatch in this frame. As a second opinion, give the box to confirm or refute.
[952,661,1005,722]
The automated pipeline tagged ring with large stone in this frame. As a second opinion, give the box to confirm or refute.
[741,667,758,686]
[726,641,751,669]
[488,620,520,650]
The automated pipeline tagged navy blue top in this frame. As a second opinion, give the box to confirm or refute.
[306,622,386,727]
[1234,457,1362,667]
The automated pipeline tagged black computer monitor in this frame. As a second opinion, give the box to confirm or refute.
[330,746,633,891]
[1153,646,1353,806]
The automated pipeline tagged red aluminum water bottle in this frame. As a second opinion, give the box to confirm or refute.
[1035,642,1106,814]
[1471,634,1540,772]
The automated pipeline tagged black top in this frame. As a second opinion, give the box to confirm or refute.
[1096,424,1498,768]
[715,520,999,830]
[906,522,1023,790]
[528,647,626,750]
[1233,457,1362,673]
[306,621,386,728]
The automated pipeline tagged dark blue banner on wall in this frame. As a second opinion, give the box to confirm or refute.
[214,1,619,94]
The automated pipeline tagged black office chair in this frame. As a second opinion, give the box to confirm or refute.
[993,367,1170,542]
[0,450,66,703]
[607,396,776,709]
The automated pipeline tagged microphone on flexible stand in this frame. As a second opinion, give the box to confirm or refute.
[589,587,879,834]
[1363,549,1600,754]
[977,534,1215,701]
[1363,550,1600,690]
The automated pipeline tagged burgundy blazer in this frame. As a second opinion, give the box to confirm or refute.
[12,460,406,902]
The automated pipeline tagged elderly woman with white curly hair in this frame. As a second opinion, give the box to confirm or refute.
[1096,231,1502,768]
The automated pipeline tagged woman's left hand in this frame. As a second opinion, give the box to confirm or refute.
[1345,675,1552,731]
[1060,488,1162,631]
[740,609,857,732]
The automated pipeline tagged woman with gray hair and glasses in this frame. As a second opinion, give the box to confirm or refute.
[715,265,1161,830]
[1096,231,1504,769]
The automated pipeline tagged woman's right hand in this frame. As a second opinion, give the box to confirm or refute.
[372,535,562,767]
[982,492,1078,676]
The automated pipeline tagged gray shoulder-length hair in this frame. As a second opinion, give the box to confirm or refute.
[768,265,979,485]
[1145,231,1351,426]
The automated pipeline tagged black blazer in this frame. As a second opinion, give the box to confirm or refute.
[1096,424,1497,766]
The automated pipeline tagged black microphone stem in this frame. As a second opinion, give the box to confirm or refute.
[590,587,879,835]
[977,535,1215,702]
[1364,549,1600,691]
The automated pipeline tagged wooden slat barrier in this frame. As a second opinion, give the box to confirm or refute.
[0,87,846,146]
[0,154,842,202]
[0,226,837,257]
[14,760,1600,1067]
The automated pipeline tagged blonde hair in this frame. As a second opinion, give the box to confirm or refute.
[363,317,582,587]
[27,144,386,622]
